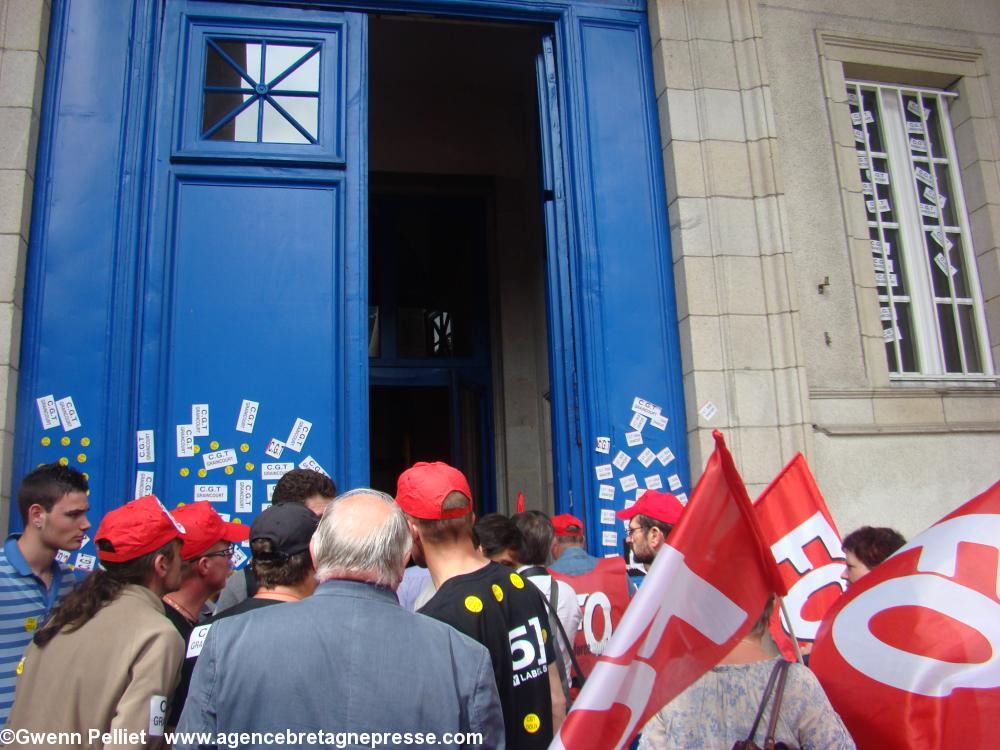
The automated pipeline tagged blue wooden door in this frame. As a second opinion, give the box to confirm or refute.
[138,1,367,527]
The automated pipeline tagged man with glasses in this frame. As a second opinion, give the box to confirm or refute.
[163,501,249,728]
[615,490,686,569]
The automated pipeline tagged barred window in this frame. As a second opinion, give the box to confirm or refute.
[847,81,993,377]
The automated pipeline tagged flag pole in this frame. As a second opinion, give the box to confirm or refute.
[778,597,805,664]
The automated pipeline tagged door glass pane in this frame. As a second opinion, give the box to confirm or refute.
[263,97,317,143]
[267,46,320,91]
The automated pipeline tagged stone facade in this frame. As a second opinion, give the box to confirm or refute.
[649,0,1000,537]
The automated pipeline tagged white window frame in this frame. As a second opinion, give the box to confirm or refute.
[847,79,994,380]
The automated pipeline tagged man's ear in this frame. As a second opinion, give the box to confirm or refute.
[26,504,47,529]
[153,552,170,579]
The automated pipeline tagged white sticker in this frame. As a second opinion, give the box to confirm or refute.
[265,439,285,459]
[602,530,619,548]
[595,464,613,481]
[74,553,96,571]
[882,327,901,343]
[880,307,892,322]
[668,474,683,492]
[231,546,248,569]
[635,489,647,500]
[262,462,294,481]
[853,128,865,143]
[600,508,616,526]
[656,446,675,466]
[675,493,688,506]
[909,137,928,152]
[192,404,210,437]
[889,273,898,287]
[870,239,883,254]
[850,111,861,125]
[907,100,931,120]
[631,397,660,419]
[149,695,167,736]
[134,470,154,499]
[923,187,947,209]
[933,252,959,278]
[236,399,260,433]
[203,448,237,471]
[598,484,615,501]
[36,395,60,430]
[637,448,656,468]
[644,474,663,490]
[873,256,885,272]
[194,484,227,503]
[55,550,71,564]
[624,431,643,447]
[285,418,312,453]
[136,430,155,464]
[624,498,637,510]
[176,424,194,458]
[595,436,611,454]
[930,228,954,252]
[906,120,924,134]
[914,166,934,187]
[299,455,329,477]
[698,401,718,422]
[265,485,276,502]
[857,152,869,169]
[861,182,874,196]
[865,198,891,214]
[218,513,231,521]
[612,451,631,471]
[919,203,939,219]
[871,170,890,185]
[55,397,82,432]
[186,624,213,659]
[235,480,253,513]
[650,414,668,430]
[629,413,647,432]
[620,474,638,492]
[847,92,859,106]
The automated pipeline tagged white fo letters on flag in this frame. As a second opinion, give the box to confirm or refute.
[833,513,1000,697]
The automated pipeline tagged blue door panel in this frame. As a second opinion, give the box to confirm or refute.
[146,177,342,510]
[564,18,688,553]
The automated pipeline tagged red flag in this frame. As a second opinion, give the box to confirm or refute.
[551,430,785,750]
[811,479,1000,749]
[754,453,846,659]
[516,491,525,513]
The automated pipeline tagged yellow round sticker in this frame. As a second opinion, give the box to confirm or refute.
[224,466,234,475]
[245,462,255,471]
[80,437,91,447]
[192,444,201,454]
[523,714,541,734]
[464,595,484,614]
[233,518,242,525]
[24,616,37,632]
[491,584,504,602]
[60,436,70,447]
[209,440,220,451]
[176,502,186,508]
[179,467,190,477]
[77,453,87,463]
[509,572,525,589]
[82,473,89,481]
[40,436,50,447]
[16,657,24,676]
[240,443,250,453]
[197,468,207,478]
[58,457,68,466]
[542,627,549,642]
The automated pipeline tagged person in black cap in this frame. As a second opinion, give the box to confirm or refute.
[210,502,319,621]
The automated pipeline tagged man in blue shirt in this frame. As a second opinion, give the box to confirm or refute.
[0,463,90,722]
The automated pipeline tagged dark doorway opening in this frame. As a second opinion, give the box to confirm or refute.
[368,16,554,514]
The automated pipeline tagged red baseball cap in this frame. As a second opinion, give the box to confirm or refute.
[172,502,250,560]
[395,462,473,520]
[95,495,186,563]
[615,490,685,525]
[552,513,585,537]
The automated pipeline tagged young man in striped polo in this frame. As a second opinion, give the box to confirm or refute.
[0,463,90,723]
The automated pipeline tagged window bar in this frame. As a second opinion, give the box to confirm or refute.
[257,40,268,143]
[938,91,996,376]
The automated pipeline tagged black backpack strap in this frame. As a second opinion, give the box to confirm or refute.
[521,567,588,689]
[744,660,784,745]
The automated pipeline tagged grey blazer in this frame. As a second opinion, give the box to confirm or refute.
[177,579,505,749]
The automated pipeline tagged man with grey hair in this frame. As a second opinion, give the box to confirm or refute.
[176,489,504,748]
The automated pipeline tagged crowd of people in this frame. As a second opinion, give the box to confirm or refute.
[0,461,907,748]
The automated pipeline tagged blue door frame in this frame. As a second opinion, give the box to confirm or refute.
[15,0,687,559]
